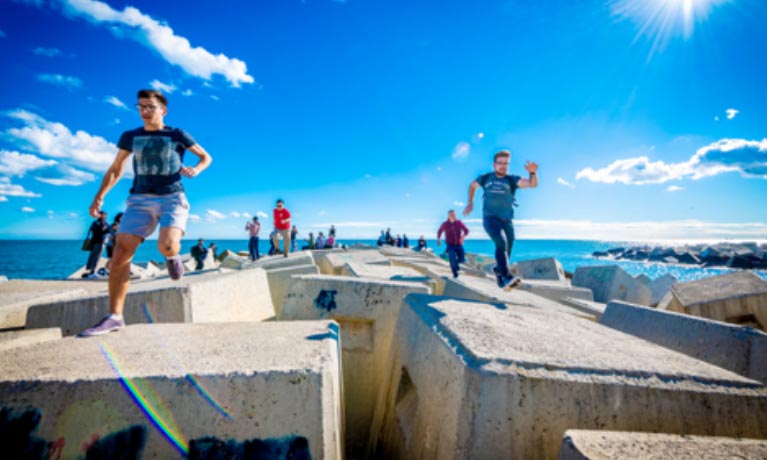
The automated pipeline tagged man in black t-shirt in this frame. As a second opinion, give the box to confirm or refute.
[464,150,538,288]
[79,89,212,337]
[83,211,109,277]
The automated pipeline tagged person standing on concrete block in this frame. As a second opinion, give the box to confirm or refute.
[291,225,299,252]
[246,216,261,260]
[83,210,109,277]
[437,209,470,278]
[191,238,208,270]
[79,89,212,337]
[272,199,292,258]
[463,150,538,288]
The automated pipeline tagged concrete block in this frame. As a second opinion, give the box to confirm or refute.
[572,265,652,305]
[255,251,315,271]
[0,327,61,352]
[664,271,767,331]
[279,275,429,458]
[0,321,342,459]
[369,293,767,460]
[649,273,678,306]
[265,264,321,317]
[600,300,767,384]
[314,250,391,275]
[340,261,422,279]
[559,430,767,460]
[517,279,595,304]
[516,257,567,281]
[0,280,105,329]
[443,276,595,319]
[218,251,251,270]
[559,297,607,321]
[26,269,275,336]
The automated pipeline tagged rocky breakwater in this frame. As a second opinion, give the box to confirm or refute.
[593,241,767,270]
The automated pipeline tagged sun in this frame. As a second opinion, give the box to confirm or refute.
[610,0,730,57]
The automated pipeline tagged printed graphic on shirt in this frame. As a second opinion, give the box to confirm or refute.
[484,176,511,195]
[133,136,181,176]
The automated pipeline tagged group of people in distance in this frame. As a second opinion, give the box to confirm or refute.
[244,200,337,261]
[377,229,427,251]
[76,88,537,338]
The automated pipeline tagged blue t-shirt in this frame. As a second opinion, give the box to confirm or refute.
[476,173,520,220]
[117,126,196,195]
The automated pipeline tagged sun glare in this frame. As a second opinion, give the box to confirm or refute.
[610,0,730,58]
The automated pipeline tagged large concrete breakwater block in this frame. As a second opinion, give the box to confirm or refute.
[559,430,767,460]
[515,257,567,281]
[265,264,321,317]
[279,275,430,457]
[572,265,651,305]
[314,249,391,275]
[443,275,594,320]
[0,327,61,352]
[516,279,594,305]
[601,300,767,384]
[26,269,275,336]
[660,271,767,331]
[0,321,342,459]
[0,279,104,329]
[369,293,767,460]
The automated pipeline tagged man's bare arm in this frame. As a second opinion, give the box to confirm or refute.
[89,149,132,218]
[463,181,480,216]
[180,143,212,178]
[517,161,539,189]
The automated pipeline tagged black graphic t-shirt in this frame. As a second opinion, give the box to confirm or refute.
[476,173,521,220]
[117,126,196,195]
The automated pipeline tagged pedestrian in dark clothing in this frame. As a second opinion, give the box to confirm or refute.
[83,211,109,277]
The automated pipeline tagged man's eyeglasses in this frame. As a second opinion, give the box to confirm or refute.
[136,104,161,112]
[495,161,509,166]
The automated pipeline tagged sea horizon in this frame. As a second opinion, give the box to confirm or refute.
[1,238,765,283]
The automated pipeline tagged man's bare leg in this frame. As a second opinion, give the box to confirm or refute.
[108,234,142,316]
[158,226,183,258]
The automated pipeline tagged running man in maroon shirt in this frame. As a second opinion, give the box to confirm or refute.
[437,209,470,278]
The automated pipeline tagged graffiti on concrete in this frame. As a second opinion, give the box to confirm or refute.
[189,435,310,459]
[0,406,146,460]
[313,289,338,313]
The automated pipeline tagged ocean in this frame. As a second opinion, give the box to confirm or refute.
[1,238,765,283]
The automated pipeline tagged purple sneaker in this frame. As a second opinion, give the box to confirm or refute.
[166,255,185,280]
[79,315,125,337]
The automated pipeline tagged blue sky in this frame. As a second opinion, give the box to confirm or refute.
[0,0,765,241]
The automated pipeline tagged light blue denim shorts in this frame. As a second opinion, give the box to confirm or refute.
[117,192,190,239]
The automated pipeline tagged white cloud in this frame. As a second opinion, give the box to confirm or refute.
[104,95,129,110]
[21,206,35,213]
[0,177,41,198]
[150,79,176,94]
[0,196,7,202]
[726,108,739,120]
[229,211,241,218]
[60,0,254,87]
[576,138,767,185]
[33,47,63,57]
[257,211,268,219]
[68,212,78,218]
[35,164,96,186]
[453,201,465,207]
[0,150,58,177]
[47,210,55,219]
[451,141,470,160]
[205,209,227,221]
[557,177,575,188]
[188,213,201,222]
[714,116,720,122]
[182,89,193,96]
[242,212,251,218]
[210,95,220,101]
[665,185,684,192]
[5,109,118,173]
[37,73,82,90]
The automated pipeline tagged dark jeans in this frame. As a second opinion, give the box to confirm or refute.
[248,236,260,260]
[195,257,205,270]
[446,243,465,278]
[482,216,515,278]
[85,243,104,272]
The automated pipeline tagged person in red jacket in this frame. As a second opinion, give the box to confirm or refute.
[437,209,470,278]
[272,199,292,257]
